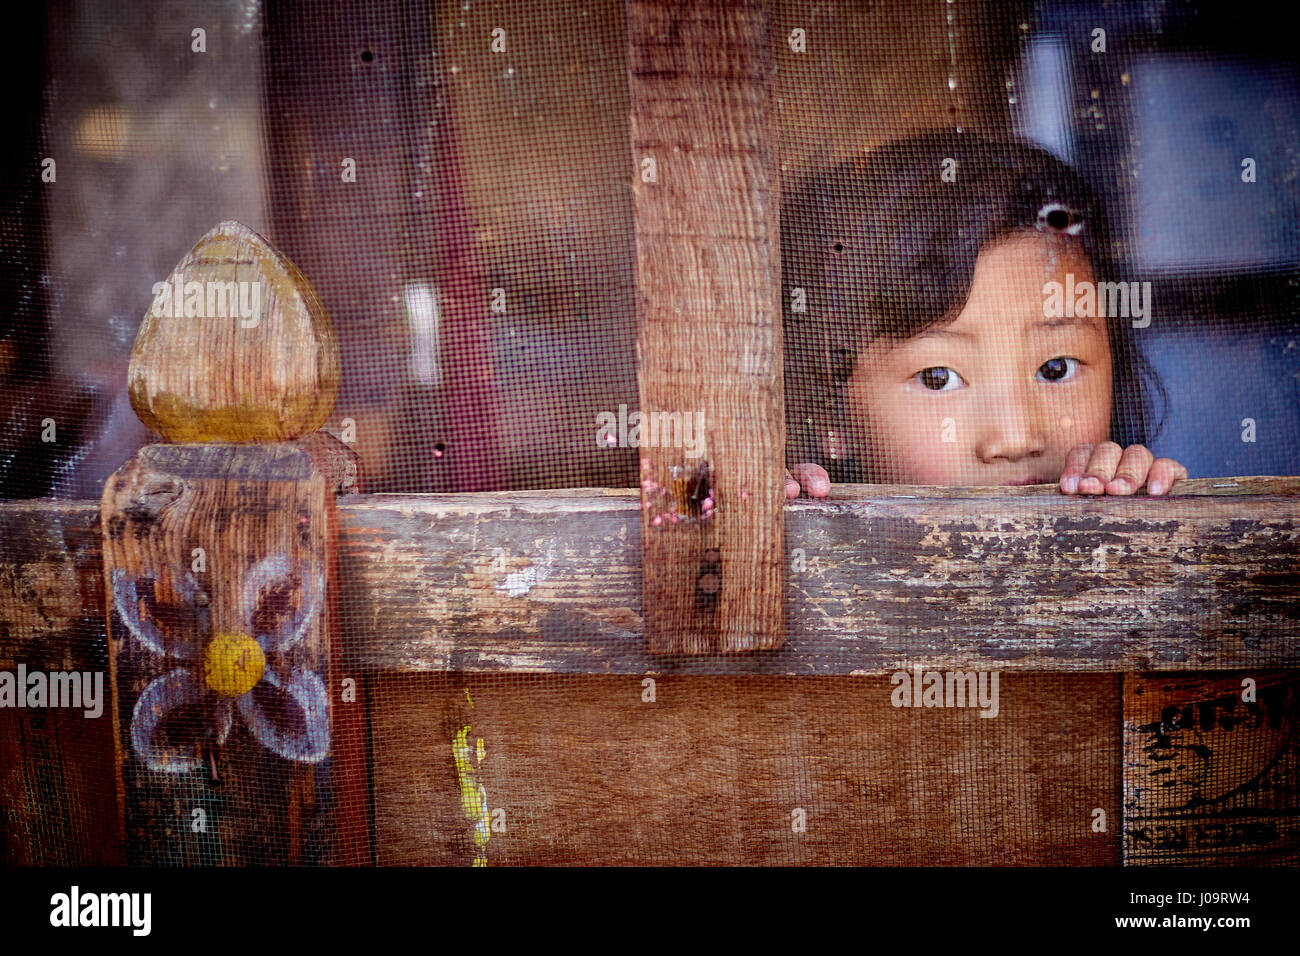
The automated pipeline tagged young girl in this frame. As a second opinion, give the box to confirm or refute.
[781,130,1188,498]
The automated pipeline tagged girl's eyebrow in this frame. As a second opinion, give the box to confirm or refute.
[1033,315,1106,331]
[907,315,1104,345]
[915,325,975,341]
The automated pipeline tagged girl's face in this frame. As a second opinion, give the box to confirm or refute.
[846,231,1113,486]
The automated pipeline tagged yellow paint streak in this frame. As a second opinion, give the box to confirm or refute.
[452,724,490,866]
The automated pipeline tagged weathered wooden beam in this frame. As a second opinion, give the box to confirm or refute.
[4,476,1298,675]
[627,0,786,653]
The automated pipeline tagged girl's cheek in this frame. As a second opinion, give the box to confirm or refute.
[878,404,968,484]
[853,377,967,483]
[1053,414,1094,448]
[1051,393,1111,448]
[905,450,968,485]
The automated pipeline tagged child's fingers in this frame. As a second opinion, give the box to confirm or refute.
[1059,443,1095,494]
[1105,444,1155,495]
[1076,441,1124,495]
[784,469,801,499]
[791,462,831,498]
[1146,458,1189,496]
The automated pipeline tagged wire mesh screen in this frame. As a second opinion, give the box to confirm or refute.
[780,7,1300,486]
[2,0,1299,868]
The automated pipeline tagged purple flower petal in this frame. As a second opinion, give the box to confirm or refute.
[131,669,230,773]
[242,555,323,654]
[112,569,204,660]
[236,668,329,763]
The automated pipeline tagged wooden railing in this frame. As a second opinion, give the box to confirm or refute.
[3,478,1299,864]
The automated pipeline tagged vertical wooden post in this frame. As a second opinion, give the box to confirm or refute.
[627,0,786,653]
[102,221,370,864]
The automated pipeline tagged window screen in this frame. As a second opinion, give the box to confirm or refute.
[2,0,1297,869]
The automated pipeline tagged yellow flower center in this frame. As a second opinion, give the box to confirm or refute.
[203,632,265,698]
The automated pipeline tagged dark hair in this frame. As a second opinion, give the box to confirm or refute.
[782,129,1166,480]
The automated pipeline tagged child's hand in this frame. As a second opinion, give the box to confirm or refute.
[785,463,831,499]
[1059,442,1188,496]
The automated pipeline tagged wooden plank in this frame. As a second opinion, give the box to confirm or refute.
[371,673,1121,865]
[0,496,122,865]
[627,0,786,653]
[0,704,121,865]
[3,476,1299,675]
[1123,671,1300,865]
[0,498,107,672]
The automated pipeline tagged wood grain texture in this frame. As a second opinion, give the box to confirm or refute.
[0,498,121,865]
[101,443,366,864]
[0,703,122,865]
[4,480,1297,865]
[3,476,1298,675]
[0,498,106,672]
[628,0,786,653]
[1123,671,1300,865]
[371,672,1121,865]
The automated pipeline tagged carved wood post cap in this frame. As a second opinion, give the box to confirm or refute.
[129,220,340,442]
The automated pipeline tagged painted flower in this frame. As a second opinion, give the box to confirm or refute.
[112,555,329,773]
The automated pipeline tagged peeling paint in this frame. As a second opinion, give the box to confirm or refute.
[498,545,557,597]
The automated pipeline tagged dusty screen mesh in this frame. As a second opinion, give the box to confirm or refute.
[1,0,1298,868]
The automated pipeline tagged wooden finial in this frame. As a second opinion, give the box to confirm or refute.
[128,220,340,443]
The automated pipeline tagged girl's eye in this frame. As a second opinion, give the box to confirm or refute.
[916,366,965,391]
[1037,357,1079,382]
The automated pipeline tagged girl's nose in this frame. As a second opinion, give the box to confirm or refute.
[974,386,1047,463]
